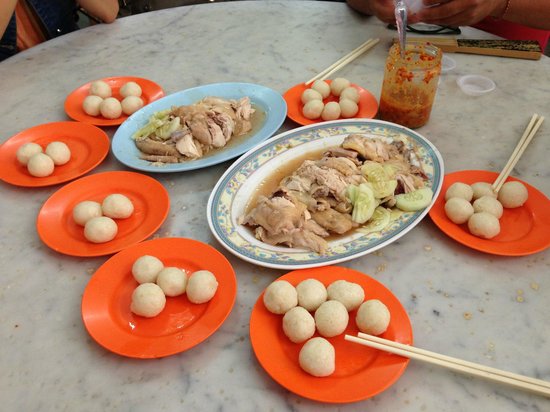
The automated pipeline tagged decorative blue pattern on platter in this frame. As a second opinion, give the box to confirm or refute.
[207,119,444,269]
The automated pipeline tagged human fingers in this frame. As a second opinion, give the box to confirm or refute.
[372,3,399,23]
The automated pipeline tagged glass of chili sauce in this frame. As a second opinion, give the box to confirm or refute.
[378,42,442,129]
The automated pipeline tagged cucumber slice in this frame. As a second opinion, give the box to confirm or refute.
[361,161,383,177]
[389,209,404,221]
[347,183,377,224]
[362,163,398,198]
[359,206,391,234]
[395,187,434,212]
[371,179,398,199]
[382,164,397,178]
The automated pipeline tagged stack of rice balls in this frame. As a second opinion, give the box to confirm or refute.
[444,180,529,239]
[301,77,361,121]
[72,194,134,243]
[130,254,219,318]
[82,80,144,119]
[263,278,391,377]
[16,141,71,177]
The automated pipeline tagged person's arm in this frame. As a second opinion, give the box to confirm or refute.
[420,0,550,30]
[77,0,119,23]
[0,0,19,38]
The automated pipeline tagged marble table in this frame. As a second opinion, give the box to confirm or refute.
[1,1,549,410]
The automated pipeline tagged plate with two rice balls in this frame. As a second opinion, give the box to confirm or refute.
[250,265,412,403]
[207,119,444,269]
[82,237,237,358]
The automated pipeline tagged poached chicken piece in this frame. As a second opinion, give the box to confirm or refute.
[240,134,428,254]
[133,96,255,163]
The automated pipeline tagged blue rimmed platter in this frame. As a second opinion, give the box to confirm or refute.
[112,82,287,172]
[207,119,444,269]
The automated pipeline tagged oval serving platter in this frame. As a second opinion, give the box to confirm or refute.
[111,82,287,173]
[207,118,444,269]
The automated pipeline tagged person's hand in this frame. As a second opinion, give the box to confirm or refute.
[417,0,505,27]
[346,0,423,24]
[368,0,398,24]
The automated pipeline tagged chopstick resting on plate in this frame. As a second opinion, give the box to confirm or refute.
[305,38,380,85]
[492,113,545,193]
[345,333,550,397]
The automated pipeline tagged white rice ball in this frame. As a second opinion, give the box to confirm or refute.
[130,283,166,318]
[326,280,365,311]
[311,80,331,98]
[330,77,351,96]
[444,197,474,224]
[282,306,316,343]
[445,182,473,202]
[102,194,134,219]
[120,81,142,98]
[314,300,349,337]
[27,153,54,177]
[321,101,341,121]
[497,181,528,208]
[468,212,500,239]
[296,278,327,312]
[263,280,298,314]
[301,88,323,104]
[471,182,496,200]
[132,255,164,284]
[99,97,122,119]
[186,270,218,304]
[82,95,103,116]
[156,267,187,297]
[298,337,335,377]
[84,216,118,243]
[302,99,324,120]
[473,196,503,218]
[338,99,359,118]
[72,200,103,226]
[89,80,112,98]
[340,86,360,103]
[356,299,390,335]
[16,142,43,165]
[121,96,144,115]
[45,141,71,166]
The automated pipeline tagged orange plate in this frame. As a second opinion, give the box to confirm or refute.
[429,170,550,256]
[283,80,378,126]
[64,76,165,126]
[36,171,170,257]
[0,122,109,187]
[82,237,237,358]
[250,266,412,404]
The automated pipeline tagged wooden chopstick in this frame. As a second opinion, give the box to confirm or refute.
[305,38,380,85]
[345,333,550,397]
[492,114,545,192]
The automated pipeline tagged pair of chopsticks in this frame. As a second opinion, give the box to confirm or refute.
[345,333,550,397]
[492,113,545,192]
[305,38,380,85]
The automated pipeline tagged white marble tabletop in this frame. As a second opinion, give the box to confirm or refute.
[1,1,549,411]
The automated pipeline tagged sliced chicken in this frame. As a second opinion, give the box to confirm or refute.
[311,209,354,234]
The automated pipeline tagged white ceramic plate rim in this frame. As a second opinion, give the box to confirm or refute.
[207,119,444,269]
[111,82,287,172]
